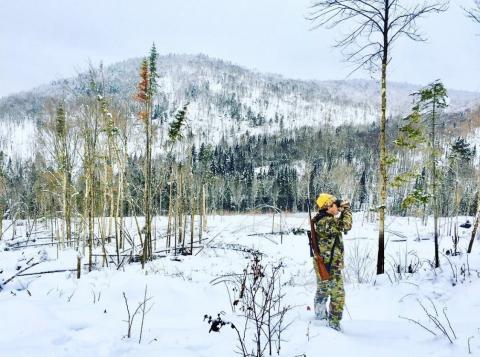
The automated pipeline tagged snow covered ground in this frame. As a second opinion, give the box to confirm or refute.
[1,212,479,357]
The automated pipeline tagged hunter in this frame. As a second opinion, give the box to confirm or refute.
[312,193,352,330]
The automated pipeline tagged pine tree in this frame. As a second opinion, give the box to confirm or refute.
[415,80,448,268]
[168,104,189,142]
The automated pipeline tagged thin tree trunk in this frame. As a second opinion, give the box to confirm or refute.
[167,179,173,250]
[98,215,108,267]
[467,187,480,253]
[377,45,388,275]
[63,167,72,247]
[119,130,128,251]
[190,177,195,255]
[0,203,3,240]
[178,171,183,247]
[182,213,187,249]
[199,185,204,243]
[115,165,123,263]
[203,184,207,232]
[88,172,95,272]
[173,196,177,256]
[143,102,152,265]
[85,144,95,272]
[432,97,439,268]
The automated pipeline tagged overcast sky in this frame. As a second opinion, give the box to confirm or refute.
[0,0,479,98]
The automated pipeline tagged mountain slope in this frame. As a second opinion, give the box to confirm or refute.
[1,54,479,159]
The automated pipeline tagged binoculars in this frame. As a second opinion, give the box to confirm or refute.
[334,199,350,209]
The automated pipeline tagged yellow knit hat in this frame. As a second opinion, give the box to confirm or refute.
[316,193,336,210]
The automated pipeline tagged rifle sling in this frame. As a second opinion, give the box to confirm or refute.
[327,235,340,273]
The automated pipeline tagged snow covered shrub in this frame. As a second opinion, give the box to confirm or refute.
[400,298,456,344]
[344,239,375,285]
[385,249,421,283]
[441,252,475,286]
[203,313,248,355]
[445,228,461,257]
[122,285,153,343]
[207,253,292,356]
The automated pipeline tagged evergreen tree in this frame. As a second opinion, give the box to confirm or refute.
[415,80,448,268]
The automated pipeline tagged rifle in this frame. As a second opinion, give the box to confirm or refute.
[307,198,330,281]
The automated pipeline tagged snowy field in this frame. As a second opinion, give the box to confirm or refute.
[0,212,479,357]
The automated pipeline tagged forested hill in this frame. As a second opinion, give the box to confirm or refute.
[0,54,479,217]
[1,54,479,160]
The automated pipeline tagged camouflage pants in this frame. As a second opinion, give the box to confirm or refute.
[313,260,345,326]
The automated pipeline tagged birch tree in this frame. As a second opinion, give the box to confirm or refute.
[97,93,126,264]
[307,0,448,274]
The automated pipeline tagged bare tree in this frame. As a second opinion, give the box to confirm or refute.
[465,0,480,23]
[78,68,102,271]
[122,286,153,342]
[307,0,448,274]
[56,104,75,246]
[40,101,78,247]
[97,93,126,265]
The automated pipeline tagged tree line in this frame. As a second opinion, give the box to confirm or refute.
[1,0,479,272]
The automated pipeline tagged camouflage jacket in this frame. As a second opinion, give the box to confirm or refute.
[314,207,352,272]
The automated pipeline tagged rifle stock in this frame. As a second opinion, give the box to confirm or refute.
[308,208,330,281]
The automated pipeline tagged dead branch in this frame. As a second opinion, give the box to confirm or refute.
[1,261,43,288]
[399,315,437,336]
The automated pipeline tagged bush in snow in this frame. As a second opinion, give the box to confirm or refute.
[207,252,292,356]
[344,239,375,285]
[400,298,456,344]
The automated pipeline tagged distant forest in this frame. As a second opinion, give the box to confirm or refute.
[1,113,477,219]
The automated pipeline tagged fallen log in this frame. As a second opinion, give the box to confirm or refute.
[17,269,77,277]
[1,261,43,287]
